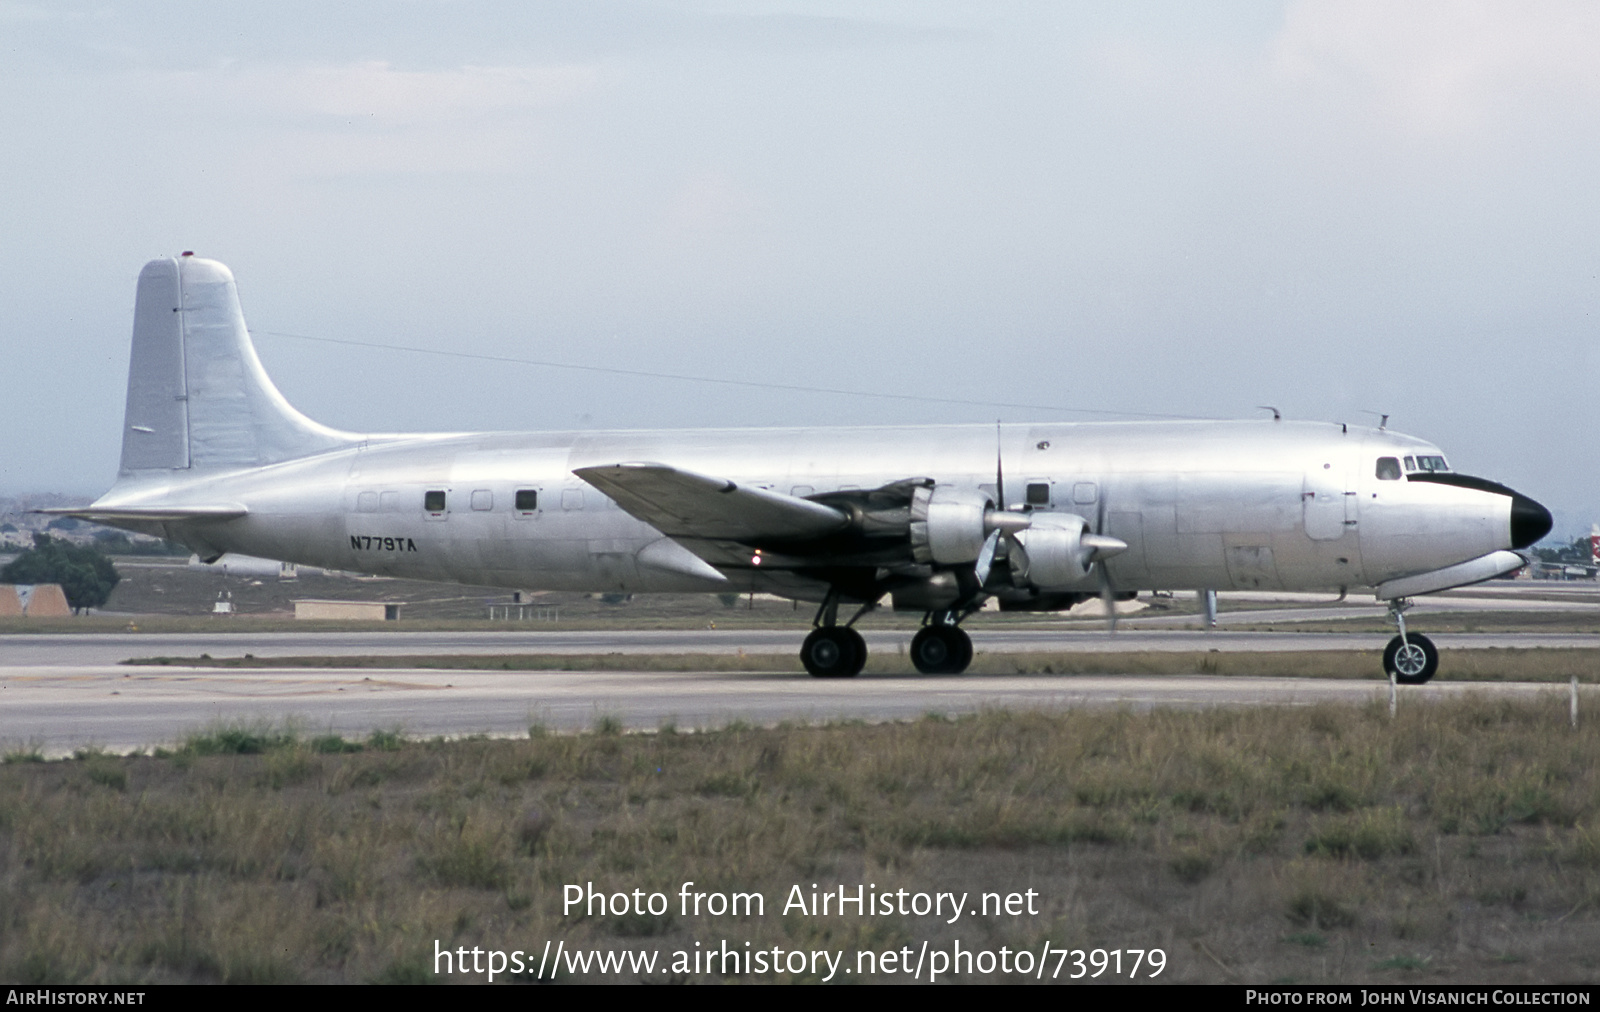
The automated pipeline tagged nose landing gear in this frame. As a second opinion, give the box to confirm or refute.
[1383,598,1438,685]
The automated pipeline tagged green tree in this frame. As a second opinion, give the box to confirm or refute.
[1534,536,1594,564]
[0,534,120,613]
[91,529,136,554]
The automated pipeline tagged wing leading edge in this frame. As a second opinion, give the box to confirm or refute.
[573,462,848,543]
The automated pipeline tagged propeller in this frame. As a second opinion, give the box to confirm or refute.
[1094,494,1118,634]
[974,529,1001,586]
[972,423,1125,614]
[976,421,1028,587]
[995,420,1006,512]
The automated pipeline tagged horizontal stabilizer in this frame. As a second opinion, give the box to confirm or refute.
[1375,550,1526,600]
[574,462,848,543]
[33,504,248,524]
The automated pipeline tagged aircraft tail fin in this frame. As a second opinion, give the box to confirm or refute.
[118,255,356,475]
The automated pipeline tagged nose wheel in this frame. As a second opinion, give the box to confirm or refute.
[1384,633,1438,685]
[1383,598,1438,685]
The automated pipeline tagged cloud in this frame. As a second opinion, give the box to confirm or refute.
[1268,0,1600,138]
[0,1,72,21]
[260,61,602,127]
[111,60,605,177]
[664,171,766,233]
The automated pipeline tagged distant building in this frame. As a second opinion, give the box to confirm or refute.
[0,584,72,616]
[293,599,402,621]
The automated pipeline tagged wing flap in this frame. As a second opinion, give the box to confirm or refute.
[574,462,847,543]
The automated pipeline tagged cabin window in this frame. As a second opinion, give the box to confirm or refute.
[790,485,814,497]
[515,489,538,511]
[1026,482,1051,506]
[1375,457,1402,480]
[561,489,585,510]
[424,490,446,512]
[379,491,401,512]
[470,489,493,511]
[1072,482,1098,505]
[356,491,379,512]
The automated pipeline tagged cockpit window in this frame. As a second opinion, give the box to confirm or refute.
[1375,457,1401,480]
[1413,455,1449,473]
[1403,456,1415,471]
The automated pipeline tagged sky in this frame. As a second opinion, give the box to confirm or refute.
[2,1,1596,538]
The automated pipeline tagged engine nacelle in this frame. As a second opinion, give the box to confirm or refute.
[890,572,963,611]
[909,485,993,564]
[1011,512,1096,588]
[995,590,1093,612]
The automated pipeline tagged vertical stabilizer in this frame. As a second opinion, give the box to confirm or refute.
[120,259,189,470]
[118,256,355,475]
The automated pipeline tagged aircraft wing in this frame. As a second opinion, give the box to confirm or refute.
[573,463,848,544]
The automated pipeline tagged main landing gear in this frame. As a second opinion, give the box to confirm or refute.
[1382,598,1438,685]
[909,610,973,675]
[799,595,978,677]
[801,590,870,678]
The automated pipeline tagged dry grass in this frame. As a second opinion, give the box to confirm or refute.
[2,698,1599,983]
[122,647,1600,683]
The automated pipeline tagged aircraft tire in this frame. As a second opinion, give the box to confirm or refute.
[842,627,868,677]
[802,627,864,678]
[1383,633,1438,685]
[910,625,973,675]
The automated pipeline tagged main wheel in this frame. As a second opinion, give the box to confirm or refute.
[1383,633,1438,685]
[801,627,865,678]
[910,625,973,674]
[840,627,867,677]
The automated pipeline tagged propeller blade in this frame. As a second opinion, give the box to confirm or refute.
[1004,533,1029,585]
[995,420,1005,510]
[1094,493,1117,632]
[1098,563,1118,634]
[975,529,1000,586]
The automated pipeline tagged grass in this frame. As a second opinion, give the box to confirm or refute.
[2,698,1600,983]
[2,742,46,765]
[119,647,1600,682]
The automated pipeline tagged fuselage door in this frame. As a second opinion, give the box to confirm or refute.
[1303,452,1355,541]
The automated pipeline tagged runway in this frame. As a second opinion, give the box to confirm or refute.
[3,628,1598,668]
[1,665,1589,757]
[4,581,1595,756]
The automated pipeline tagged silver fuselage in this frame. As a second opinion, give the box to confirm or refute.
[95,418,1513,600]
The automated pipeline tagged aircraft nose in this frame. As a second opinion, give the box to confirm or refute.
[1510,492,1553,550]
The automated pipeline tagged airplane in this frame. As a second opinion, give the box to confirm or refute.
[44,254,1553,684]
